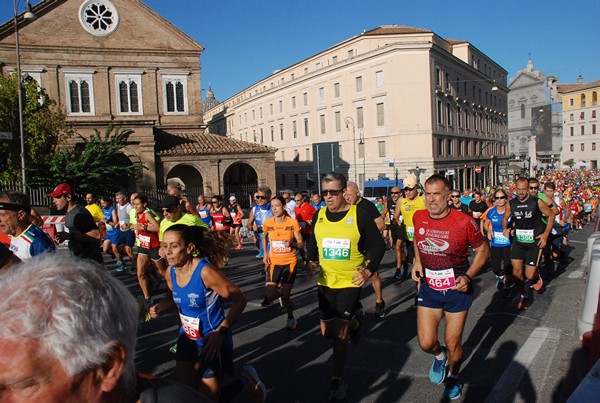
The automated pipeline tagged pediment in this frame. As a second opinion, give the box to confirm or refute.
[1,0,203,54]
[509,72,543,89]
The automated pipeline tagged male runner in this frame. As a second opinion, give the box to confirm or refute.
[502,177,555,309]
[394,175,427,280]
[381,185,403,278]
[412,174,489,400]
[345,182,387,318]
[0,191,55,260]
[307,173,385,400]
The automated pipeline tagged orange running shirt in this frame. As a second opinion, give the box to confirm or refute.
[263,215,301,265]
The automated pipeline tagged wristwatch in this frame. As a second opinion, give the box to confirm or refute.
[218,325,230,335]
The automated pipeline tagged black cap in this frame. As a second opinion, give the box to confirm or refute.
[160,196,180,210]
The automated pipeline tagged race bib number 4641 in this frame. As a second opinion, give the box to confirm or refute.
[322,238,351,260]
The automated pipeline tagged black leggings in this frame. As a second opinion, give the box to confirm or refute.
[490,245,512,276]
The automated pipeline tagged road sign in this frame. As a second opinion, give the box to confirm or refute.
[475,165,482,173]
[0,132,12,140]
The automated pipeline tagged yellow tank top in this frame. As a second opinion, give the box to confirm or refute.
[400,196,426,241]
[314,205,363,288]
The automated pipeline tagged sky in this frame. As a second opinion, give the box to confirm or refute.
[6,0,600,102]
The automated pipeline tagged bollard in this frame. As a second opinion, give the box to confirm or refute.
[578,236,600,340]
[587,232,600,266]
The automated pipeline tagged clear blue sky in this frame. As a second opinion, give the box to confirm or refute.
[8,0,600,101]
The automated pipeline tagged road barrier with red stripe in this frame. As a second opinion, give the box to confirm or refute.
[41,216,65,244]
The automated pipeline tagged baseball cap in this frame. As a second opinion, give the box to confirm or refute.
[48,183,75,198]
[403,175,417,189]
[229,196,236,201]
[160,196,180,210]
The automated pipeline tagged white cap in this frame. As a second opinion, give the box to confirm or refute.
[229,196,236,201]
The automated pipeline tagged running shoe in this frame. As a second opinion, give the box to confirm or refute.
[348,310,363,344]
[517,296,529,310]
[429,346,448,384]
[278,297,283,307]
[402,268,410,280]
[286,317,297,330]
[532,276,544,292]
[241,364,267,403]
[260,297,271,307]
[496,275,505,290]
[375,301,386,318]
[443,377,463,400]
[394,269,403,280]
[115,261,125,272]
[328,378,347,401]
[255,253,263,259]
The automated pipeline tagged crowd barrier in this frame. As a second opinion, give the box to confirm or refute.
[579,215,600,368]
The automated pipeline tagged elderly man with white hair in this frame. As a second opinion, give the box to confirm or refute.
[0,254,208,402]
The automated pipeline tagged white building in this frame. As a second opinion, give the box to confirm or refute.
[205,25,509,192]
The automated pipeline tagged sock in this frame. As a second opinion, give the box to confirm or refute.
[435,350,446,361]
[448,373,459,380]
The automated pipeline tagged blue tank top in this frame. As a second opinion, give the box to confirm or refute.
[170,258,230,348]
[196,204,212,227]
[253,203,273,228]
[102,206,118,233]
[488,207,511,248]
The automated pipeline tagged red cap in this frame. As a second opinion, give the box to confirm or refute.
[48,183,75,198]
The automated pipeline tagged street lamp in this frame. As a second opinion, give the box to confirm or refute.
[344,116,357,183]
[14,0,36,193]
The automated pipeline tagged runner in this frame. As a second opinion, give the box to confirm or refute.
[282,190,296,219]
[412,174,489,400]
[294,193,316,265]
[114,191,136,272]
[449,190,469,214]
[481,188,513,295]
[345,182,387,318]
[49,183,102,263]
[228,196,244,250]
[0,191,55,260]
[262,195,304,330]
[311,193,326,211]
[150,224,266,402]
[196,194,213,228]
[306,172,386,400]
[542,181,571,273]
[383,186,404,277]
[247,186,274,259]
[99,195,119,258]
[468,190,488,234]
[394,175,427,280]
[84,192,104,224]
[502,177,556,310]
[132,194,164,306]
[211,195,231,237]
[168,183,198,216]
[158,195,207,244]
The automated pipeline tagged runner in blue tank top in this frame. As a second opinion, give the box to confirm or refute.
[247,186,274,259]
[482,188,513,295]
[149,224,267,402]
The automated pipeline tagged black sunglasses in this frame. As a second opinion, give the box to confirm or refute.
[495,196,507,200]
[529,186,539,190]
[391,191,401,194]
[451,195,460,198]
[255,195,266,200]
[322,189,343,197]
[404,187,415,191]
[211,201,219,204]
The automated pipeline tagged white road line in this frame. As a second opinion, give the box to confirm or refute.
[485,327,558,403]
[569,240,587,244]
[569,252,588,279]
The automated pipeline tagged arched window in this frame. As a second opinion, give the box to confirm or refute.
[520,104,525,118]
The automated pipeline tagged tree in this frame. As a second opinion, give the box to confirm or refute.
[45,126,145,196]
[0,72,73,183]
[563,159,575,168]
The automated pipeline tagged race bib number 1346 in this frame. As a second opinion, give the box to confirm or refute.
[322,238,351,260]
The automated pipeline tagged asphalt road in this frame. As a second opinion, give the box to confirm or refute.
[105,223,597,402]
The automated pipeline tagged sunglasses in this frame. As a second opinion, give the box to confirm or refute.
[451,195,460,198]
[162,207,177,213]
[391,191,401,194]
[404,187,415,191]
[529,186,539,190]
[495,196,507,200]
[322,189,343,197]
[211,201,219,204]
[255,195,266,200]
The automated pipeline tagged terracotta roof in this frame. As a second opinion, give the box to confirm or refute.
[445,38,468,45]
[557,79,600,94]
[156,130,275,156]
[362,25,432,36]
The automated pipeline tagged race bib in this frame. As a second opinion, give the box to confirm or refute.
[406,226,415,241]
[515,229,535,243]
[322,238,351,260]
[492,231,510,246]
[425,268,456,291]
[472,212,482,219]
[199,211,208,218]
[215,221,224,230]
[272,240,291,254]
[180,313,202,340]
[139,234,151,249]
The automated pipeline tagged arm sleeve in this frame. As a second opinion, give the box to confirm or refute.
[357,210,386,273]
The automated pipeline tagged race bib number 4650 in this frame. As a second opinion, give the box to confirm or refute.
[322,238,351,260]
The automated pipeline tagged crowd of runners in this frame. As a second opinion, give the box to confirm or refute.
[0,168,598,402]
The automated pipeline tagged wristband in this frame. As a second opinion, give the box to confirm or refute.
[461,273,472,282]
[218,325,230,335]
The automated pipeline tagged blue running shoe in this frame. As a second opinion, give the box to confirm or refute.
[115,261,125,272]
[443,377,462,400]
[429,346,448,384]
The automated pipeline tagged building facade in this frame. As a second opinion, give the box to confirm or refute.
[507,59,563,175]
[559,79,600,169]
[205,25,509,192]
[0,0,275,201]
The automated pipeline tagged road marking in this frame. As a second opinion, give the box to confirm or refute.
[569,240,586,244]
[486,327,559,403]
[568,252,588,279]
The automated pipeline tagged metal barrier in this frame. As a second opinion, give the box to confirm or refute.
[579,214,600,368]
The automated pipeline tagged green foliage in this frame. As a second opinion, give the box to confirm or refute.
[0,72,72,183]
[44,126,145,196]
[563,159,575,168]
